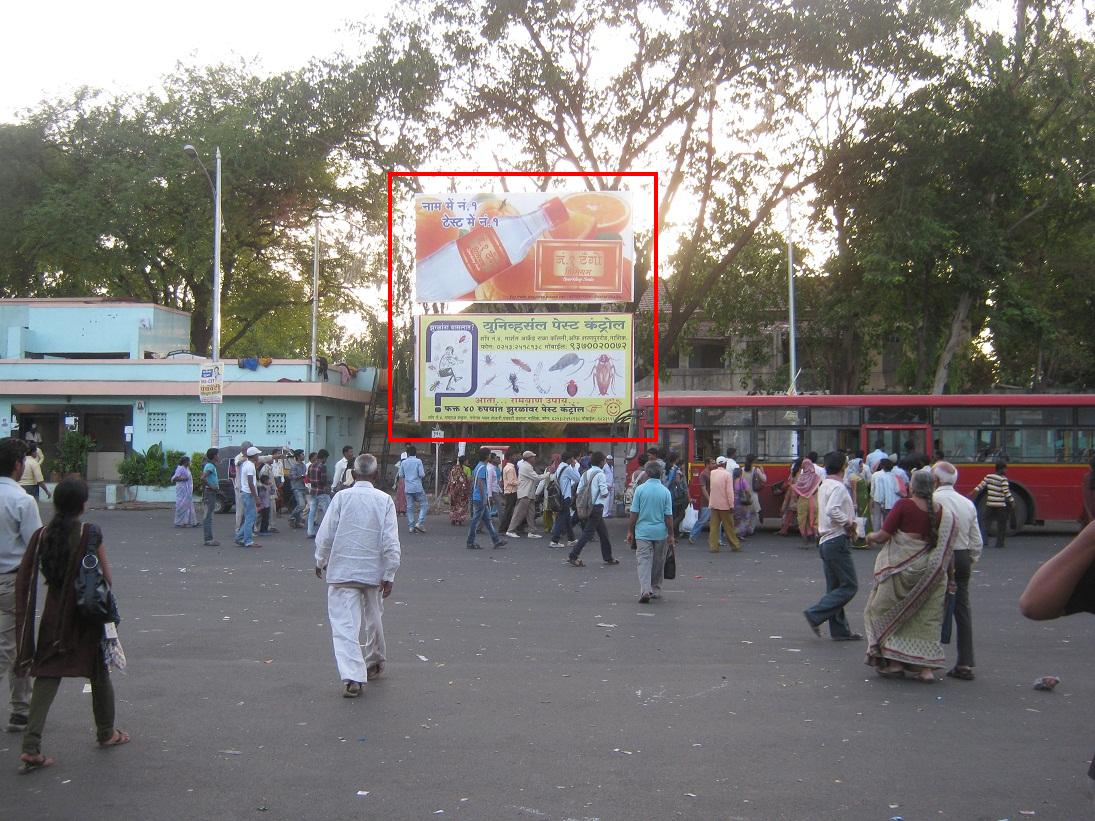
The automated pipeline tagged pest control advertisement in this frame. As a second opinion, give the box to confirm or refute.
[414,192,634,303]
[416,313,632,424]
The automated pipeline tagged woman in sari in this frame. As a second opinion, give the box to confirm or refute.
[448,457,470,525]
[732,468,753,538]
[777,457,803,536]
[1081,455,1095,526]
[171,456,198,527]
[792,458,822,545]
[742,455,765,535]
[863,469,957,683]
[845,452,871,547]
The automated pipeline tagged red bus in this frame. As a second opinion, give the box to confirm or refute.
[635,393,1095,532]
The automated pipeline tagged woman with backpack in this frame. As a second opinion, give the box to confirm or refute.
[15,477,129,773]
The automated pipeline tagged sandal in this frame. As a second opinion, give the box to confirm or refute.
[18,754,56,774]
[877,666,906,679]
[915,672,936,683]
[946,666,976,681]
[98,729,130,748]
[566,557,585,567]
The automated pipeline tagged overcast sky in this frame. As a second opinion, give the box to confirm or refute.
[0,0,388,121]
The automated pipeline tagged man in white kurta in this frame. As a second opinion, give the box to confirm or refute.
[315,454,401,698]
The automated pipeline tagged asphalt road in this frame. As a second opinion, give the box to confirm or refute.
[3,506,1094,821]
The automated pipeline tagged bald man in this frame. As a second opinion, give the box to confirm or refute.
[932,461,983,681]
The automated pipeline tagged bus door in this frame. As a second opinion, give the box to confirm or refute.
[861,424,932,461]
[650,424,694,463]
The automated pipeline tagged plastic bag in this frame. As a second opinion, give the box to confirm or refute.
[681,504,699,533]
[855,517,867,539]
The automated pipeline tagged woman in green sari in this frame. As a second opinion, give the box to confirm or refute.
[863,469,956,683]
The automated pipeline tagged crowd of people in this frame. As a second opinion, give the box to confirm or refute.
[3,430,1095,777]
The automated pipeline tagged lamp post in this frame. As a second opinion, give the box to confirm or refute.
[183,144,222,447]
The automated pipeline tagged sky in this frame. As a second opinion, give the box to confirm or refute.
[0,0,388,121]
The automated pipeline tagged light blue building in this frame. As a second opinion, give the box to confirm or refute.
[0,298,380,480]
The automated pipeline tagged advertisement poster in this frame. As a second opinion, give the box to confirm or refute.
[414,191,634,303]
[199,363,223,404]
[416,313,632,424]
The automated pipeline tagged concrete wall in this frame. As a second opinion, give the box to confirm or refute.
[0,303,190,358]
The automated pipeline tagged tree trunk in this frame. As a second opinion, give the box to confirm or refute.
[930,291,973,394]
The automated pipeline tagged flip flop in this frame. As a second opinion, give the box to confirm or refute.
[98,729,130,748]
[18,754,56,774]
[566,557,585,567]
[876,667,906,679]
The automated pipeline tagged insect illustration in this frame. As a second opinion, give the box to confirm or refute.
[484,354,494,366]
[508,373,521,394]
[533,363,551,395]
[588,355,622,396]
[566,379,578,397]
[458,334,466,344]
[484,374,497,385]
[511,357,532,372]
[548,353,585,375]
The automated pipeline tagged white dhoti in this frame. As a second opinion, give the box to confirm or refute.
[327,583,386,685]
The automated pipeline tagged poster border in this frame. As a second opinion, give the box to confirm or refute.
[388,170,658,445]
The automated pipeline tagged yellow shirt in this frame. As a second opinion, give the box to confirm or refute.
[19,454,44,486]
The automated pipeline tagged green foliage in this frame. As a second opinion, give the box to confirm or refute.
[56,431,96,477]
[115,443,187,487]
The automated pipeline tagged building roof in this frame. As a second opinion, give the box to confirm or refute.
[635,279,671,313]
[1,297,191,317]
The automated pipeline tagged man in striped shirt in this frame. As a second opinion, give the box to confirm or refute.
[971,461,1015,549]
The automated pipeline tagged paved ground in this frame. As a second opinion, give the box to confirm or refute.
[3,506,1094,820]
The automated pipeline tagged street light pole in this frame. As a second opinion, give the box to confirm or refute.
[184,144,223,448]
[786,196,797,397]
[312,218,320,382]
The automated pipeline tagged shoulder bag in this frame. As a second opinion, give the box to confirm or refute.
[74,525,117,624]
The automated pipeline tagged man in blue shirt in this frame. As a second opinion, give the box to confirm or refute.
[566,451,617,567]
[400,445,428,533]
[549,452,581,547]
[467,447,506,550]
[200,447,220,546]
[626,460,675,603]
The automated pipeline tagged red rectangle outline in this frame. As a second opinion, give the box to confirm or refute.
[387,170,658,445]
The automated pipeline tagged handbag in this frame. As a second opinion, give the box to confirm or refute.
[663,545,677,580]
[940,589,956,644]
[74,525,116,624]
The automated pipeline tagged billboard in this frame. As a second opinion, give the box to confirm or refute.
[414,191,633,303]
[416,313,632,424]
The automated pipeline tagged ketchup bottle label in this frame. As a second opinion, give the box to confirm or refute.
[456,227,512,282]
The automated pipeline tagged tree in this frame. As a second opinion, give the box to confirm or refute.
[398,0,967,384]
[0,37,440,361]
[813,1,1095,392]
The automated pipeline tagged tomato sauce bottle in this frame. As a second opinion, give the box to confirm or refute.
[415,198,569,301]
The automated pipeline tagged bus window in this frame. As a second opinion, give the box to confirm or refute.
[864,407,929,424]
[862,428,928,460]
[758,428,804,459]
[694,428,753,462]
[1004,407,1072,426]
[1062,430,1095,462]
[809,428,859,455]
[935,429,1000,462]
[934,407,1001,426]
[757,408,807,426]
[810,407,860,426]
[1003,428,1064,462]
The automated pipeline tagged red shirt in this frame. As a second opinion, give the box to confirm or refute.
[882,498,940,541]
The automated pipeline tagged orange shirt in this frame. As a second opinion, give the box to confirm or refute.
[708,467,735,511]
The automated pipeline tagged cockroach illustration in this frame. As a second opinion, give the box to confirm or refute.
[511,357,532,372]
[588,355,622,396]
[533,363,551,394]
[549,353,585,375]
[508,373,521,394]
[458,334,466,343]
[566,379,578,397]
